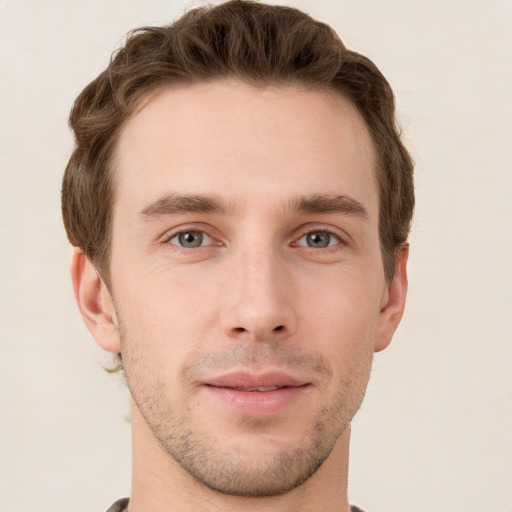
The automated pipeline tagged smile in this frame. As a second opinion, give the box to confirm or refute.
[230,386,284,392]
[202,372,311,416]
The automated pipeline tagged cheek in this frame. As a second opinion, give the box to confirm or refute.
[114,269,221,358]
[306,268,382,332]
[300,270,383,382]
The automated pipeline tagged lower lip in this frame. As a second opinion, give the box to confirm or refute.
[203,385,310,416]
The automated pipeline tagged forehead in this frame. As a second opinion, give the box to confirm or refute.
[113,81,378,219]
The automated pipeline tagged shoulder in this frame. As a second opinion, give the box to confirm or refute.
[105,498,129,512]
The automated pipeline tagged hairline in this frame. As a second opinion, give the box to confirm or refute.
[98,78,390,288]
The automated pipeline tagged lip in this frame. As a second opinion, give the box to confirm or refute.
[202,371,311,416]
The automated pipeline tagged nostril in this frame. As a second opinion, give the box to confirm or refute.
[234,327,246,333]
[273,325,285,332]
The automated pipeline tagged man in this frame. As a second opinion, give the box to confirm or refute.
[62,1,414,510]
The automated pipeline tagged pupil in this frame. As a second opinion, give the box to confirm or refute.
[308,232,330,248]
[179,231,203,247]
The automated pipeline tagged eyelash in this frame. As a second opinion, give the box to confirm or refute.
[167,230,215,248]
[163,224,347,251]
[293,229,343,249]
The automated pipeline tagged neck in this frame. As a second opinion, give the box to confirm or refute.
[128,400,351,512]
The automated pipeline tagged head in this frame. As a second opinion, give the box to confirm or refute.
[62,0,414,287]
[63,0,414,501]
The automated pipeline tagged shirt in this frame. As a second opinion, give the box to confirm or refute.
[106,497,367,511]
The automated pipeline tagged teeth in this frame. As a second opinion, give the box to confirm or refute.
[237,386,282,392]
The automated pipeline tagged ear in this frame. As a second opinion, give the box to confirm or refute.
[70,248,121,354]
[374,245,409,353]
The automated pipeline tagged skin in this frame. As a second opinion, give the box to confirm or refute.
[72,81,408,512]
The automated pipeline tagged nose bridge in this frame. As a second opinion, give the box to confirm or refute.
[244,245,280,303]
[222,238,296,340]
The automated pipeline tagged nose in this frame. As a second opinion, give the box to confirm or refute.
[220,247,297,342]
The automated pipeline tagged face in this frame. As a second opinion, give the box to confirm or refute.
[96,81,404,496]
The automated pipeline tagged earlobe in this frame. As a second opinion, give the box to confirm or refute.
[70,248,121,354]
[374,245,409,353]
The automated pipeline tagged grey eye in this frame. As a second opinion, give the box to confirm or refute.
[307,232,331,248]
[169,230,212,248]
[296,231,340,248]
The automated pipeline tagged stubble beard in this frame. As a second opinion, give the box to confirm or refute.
[146,402,350,497]
[120,323,371,498]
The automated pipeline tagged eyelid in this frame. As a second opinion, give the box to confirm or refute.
[168,230,214,247]
[160,223,222,246]
[291,223,350,247]
[294,231,340,248]
[158,222,350,249]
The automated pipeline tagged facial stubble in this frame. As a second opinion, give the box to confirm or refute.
[119,318,372,498]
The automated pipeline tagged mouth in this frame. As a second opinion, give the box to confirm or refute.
[202,372,311,416]
[224,385,286,392]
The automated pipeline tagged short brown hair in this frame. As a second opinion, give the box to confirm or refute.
[62,0,414,283]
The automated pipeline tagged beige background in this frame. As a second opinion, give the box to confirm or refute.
[1,1,511,511]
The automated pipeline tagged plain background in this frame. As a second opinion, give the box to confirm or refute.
[0,1,511,511]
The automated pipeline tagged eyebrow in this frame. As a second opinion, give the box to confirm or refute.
[140,193,369,221]
[140,194,230,219]
[290,194,369,221]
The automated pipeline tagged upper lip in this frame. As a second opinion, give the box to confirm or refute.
[203,371,309,390]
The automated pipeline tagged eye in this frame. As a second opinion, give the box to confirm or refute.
[168,230,214,248]
[296,231,341,248]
